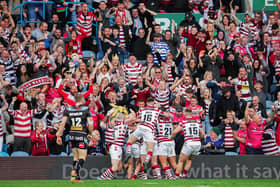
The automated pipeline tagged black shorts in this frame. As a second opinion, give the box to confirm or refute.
[70,140,88,149]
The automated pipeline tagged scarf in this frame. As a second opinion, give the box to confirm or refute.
[116,9,127,25]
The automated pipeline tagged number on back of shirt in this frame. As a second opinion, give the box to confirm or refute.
[164,127,172,136]
[141,111,154,122]
[71,117,82,127]
[187,124,199,137]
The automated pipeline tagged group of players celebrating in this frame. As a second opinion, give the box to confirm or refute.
[56,94,205,183]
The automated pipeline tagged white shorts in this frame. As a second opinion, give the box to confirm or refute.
[181,141,201,156]
[131,143,140,158]
[140,142,158,156]
[140,142,147,155]
[158,141,176,157]
[109,144,123,161]
[133,127,154,143]
[153,143,159,156]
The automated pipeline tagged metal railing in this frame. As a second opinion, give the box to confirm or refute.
[12,1,96,25]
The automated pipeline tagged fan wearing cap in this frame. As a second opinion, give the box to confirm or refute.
[172,105,185,124]
[204,127,224,154]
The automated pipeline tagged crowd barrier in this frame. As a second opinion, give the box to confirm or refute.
[1,155,280,180]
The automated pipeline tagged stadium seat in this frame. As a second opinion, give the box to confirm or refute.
[60,152,68,156]
[49,152,68,156]
[0,152,9,157]
[11,151,29,157]
[2,144,8,152]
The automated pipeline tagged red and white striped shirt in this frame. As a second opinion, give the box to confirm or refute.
[0,111,3,137]
[234,76,251,101]
[166,65,174,85]
[224,125,235,148]
[181,118,202,143]
[77,11,96,37]
[105,122,114,145]
[272,59,280,76]
[139,106,162,131]
[119,26,126,49]
[174,84,197,98]
[8,108,41,138]
[156,116,173,144]
[261,128,279,155]
[239,22,257,38]
[153,88,170,109]
[112,120,128,147]
[124,63,143,86]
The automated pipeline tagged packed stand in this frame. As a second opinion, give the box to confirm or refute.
[0,0,279,158]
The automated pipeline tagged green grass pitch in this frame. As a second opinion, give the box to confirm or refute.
[0,179,279,187]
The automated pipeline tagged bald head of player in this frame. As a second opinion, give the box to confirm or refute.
[75,94,85,106]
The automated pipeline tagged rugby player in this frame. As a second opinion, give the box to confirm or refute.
[56,94,93,183]
[170,108,205,178]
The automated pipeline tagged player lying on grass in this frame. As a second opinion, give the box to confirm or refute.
[170,108,205,178]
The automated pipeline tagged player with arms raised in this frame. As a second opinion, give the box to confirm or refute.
[170,108,205,178]
[56,94,93,183]
[98,105,135,180]
[125,98,170,171]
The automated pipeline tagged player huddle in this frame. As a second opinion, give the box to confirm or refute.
[57,94,205,183]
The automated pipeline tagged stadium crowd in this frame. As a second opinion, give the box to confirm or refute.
[0,0,280,160]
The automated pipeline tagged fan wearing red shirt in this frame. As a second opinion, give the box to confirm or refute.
[244,102,265,155]
[186,96,204,121]
[76,3,101,42]
[236,121,247,155]
[31,121,56,156]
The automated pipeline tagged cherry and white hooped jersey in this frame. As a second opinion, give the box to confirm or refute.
[180,118,202,143]
[156,116,173,144]
[124,63,143,86]
[105,120,114,144]
[234,76,251,101]
[111,120,128,147]
[0,111,3,137]
[139,106,162,131]
[154,88,170,109]
[166,64,174,85]
[174,84,197,98]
